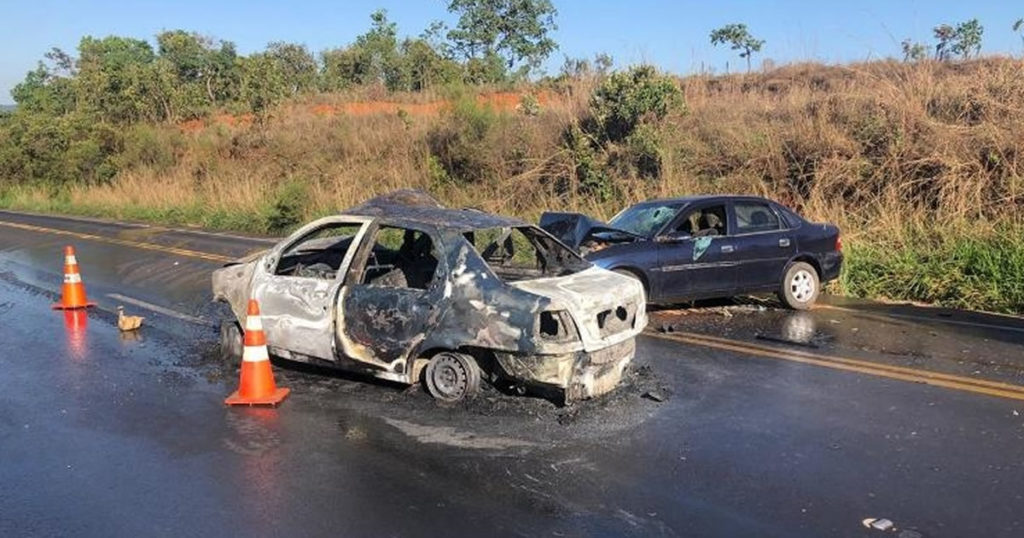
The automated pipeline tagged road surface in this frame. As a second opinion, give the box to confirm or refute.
[1,210,1023,537]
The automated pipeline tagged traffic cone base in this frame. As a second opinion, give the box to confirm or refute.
[225,299,289,407]
[225,387,290,407]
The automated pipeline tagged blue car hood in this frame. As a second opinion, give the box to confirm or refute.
[539,212,644,249]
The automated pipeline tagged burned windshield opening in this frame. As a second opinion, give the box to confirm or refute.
[609,203,683,237]
[464,226,589,282]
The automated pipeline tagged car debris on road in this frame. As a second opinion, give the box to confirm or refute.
[116,306,144,332]
[212,190,647,404]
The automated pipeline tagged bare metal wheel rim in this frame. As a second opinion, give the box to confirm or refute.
[430,354,469,400]
[789,269,815,302]
[220,322,242,360]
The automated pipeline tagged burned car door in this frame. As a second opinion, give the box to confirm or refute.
[655,203,738,299]
[337,224,446,372]
[250,217,372,361]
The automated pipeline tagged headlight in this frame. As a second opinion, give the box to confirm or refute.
[537,310,580,342]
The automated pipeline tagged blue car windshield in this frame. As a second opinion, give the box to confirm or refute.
[609,203,683,237]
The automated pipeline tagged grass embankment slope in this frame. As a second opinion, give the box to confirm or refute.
[3,59,1023,313]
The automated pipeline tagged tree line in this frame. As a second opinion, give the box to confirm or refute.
[711,18,1022,71]
[8,1,558,125]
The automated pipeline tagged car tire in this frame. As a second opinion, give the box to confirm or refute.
[424,352,481,402]
[220,320,243,362]
[778,261,820,310]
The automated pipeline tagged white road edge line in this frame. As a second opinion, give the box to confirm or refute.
[107,293,210,326]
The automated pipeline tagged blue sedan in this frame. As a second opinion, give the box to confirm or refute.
[540,195,843,309]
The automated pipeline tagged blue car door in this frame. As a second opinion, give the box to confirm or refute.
[654,203,738,300]
[730,201,796,290]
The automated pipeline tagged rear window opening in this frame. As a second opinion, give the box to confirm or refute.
[464,226,589,282]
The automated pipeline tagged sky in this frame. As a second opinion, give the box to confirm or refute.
[1,0,1022,104]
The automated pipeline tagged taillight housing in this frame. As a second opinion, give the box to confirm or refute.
[537,310,580,342]
[835,234,843,252]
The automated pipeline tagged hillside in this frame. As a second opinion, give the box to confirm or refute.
[2,58,1023,312]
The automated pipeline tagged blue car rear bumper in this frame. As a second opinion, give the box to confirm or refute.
[820,252,843,282]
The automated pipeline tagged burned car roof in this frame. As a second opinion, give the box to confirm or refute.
[342,189,528,231]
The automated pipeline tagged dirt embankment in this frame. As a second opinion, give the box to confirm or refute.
[180,91,557,133]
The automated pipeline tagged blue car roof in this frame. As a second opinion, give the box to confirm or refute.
[632,194,773,206]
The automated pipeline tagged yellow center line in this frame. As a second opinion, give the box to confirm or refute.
[648,329,1024,401]
[0,220,234,263]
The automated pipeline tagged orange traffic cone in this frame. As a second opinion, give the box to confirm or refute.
[225,299,290,406]
[52,246,95,310]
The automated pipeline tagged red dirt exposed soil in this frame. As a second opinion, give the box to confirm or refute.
[178,91,557,132]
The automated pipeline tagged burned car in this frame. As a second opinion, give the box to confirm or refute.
[541,195,843,309]
[213,191,646,403]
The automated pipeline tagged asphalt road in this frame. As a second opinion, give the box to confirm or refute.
[1,210,1023,537]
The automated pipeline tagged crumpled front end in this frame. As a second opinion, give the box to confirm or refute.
[493,338,635,403]
[211,257,260,322]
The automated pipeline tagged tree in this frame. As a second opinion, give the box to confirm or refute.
[933,24,955,60]
[1015,18,1024,52]
[74,36,158,123]
[446,0,558,74]
[709,24,765,72]
[559,53,614,80]
[934,20,984,61]
[398,37,461,91]
[265,42,317,95]
[11,56,76,115]
[901,39,927,62]
[951,19,983,59]
[239,53,289,125]
[155,31,239,118]
[320,9,402,90]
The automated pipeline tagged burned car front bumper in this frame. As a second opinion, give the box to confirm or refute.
[493,338,635,403]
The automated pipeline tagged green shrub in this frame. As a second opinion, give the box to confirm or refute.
[426,97,497,183]
[589,65,682,143]
[117,124,184,173]
[624,125,663,179]
[564,124,612,201]
[519,93,540,116]
[263,180,309,234]
[426,154,452,187]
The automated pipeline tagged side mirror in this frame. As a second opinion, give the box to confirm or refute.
[656,231,691,244]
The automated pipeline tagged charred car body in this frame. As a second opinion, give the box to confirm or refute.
[541,195,843,309]
[213,191,646,403]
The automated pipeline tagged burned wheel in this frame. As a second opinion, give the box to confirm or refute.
[424,352,481,402]
[219,320,243,362]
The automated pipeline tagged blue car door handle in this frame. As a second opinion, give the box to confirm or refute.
[721,245,734,253]
[779,238,791,248]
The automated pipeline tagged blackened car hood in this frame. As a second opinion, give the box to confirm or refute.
[539,212,644,249]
